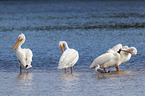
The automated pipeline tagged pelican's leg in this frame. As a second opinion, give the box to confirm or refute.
[27,68,28,72]
[65,68,66,73]
[20,66,22,73]
[116,66,119,71]
[71,67,73,74]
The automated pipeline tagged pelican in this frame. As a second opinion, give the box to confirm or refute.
[58,41,79,74]
[11,33,33,73]
[90,51,121,71]
[116,46,137,71]
[90,45,137,71]
[107,44,137,71]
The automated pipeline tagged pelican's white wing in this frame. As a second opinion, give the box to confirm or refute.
[58,49,79,69]
[111,44,122,52]
[24,49,33,68]
[107,44,122,53]
[17,48,33,68]
[90,53,120,69]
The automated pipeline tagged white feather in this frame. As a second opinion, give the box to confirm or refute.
[90,44,137,70]
[58,49,79,69]
[90,52,120,69]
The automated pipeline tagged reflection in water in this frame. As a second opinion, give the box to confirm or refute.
[92,73,109,80]
[58,74,80,95]
[17,72,33,80]
[59,73,79,81]
[107,70,132,76]
[16,72,34,95]
[92,70,132,80]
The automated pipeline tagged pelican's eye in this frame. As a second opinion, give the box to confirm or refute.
[18,37,23,41]
[59,45,61,47]
[63,44,65,47]
[18,37,21,40]
[117,49,122,54]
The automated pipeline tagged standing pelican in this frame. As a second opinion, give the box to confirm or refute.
[90,45,137,71]
[58,41,79,74]
[107,44,137,71]
[106,44,123,70]
[115,46,137,71]
[90,51,121,71]
[11,33,33,73]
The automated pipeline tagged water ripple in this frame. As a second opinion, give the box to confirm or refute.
[1,22,145,32]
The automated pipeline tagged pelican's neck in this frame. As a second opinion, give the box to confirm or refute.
[120,51,131,63]
[64,42,69,50]
[16,39,25,50]
[17,44,22,50]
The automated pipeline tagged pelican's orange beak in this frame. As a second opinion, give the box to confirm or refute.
[59,45,64,53]
[11,38,22,53]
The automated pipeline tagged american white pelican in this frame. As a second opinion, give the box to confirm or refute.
[58,41,79,74]
[107,44,137,71]
[11,33,33,73]
[90,52,120,71]
[90,45,137,71]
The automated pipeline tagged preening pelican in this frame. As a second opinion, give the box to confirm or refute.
[90,44,137,71]
[11,33,33,73]
[115,46,137,71]
[58,41,79,74]
[90,51,121,71]
[108,44,137,71]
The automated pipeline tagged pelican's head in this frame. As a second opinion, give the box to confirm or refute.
[59,41,68,53]
[11,33,25,53]
[122,47,137,55]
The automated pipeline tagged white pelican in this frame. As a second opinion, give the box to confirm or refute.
[107,44,137,71]
[90,51,120,71]
[11,33,33,73]
[115,46,137,71]
[90,45,137,71]
[58,41,79,74]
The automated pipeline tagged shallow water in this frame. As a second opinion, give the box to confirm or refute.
[0,0,145,96]
[1,70,145,96]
